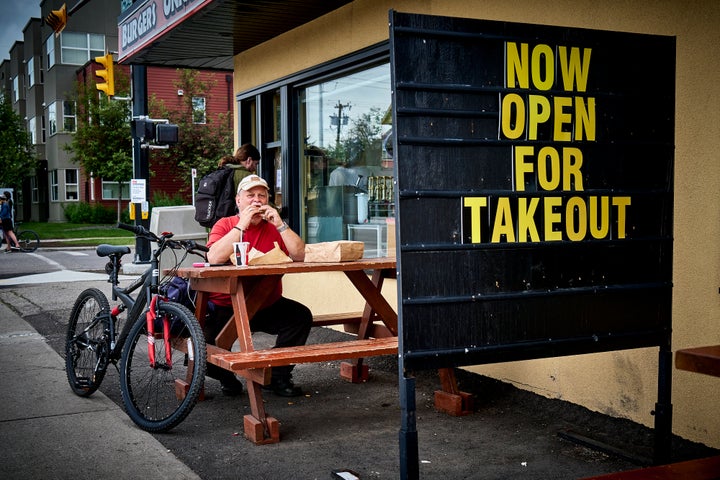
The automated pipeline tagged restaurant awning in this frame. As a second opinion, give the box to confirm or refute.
[118,0,352,70]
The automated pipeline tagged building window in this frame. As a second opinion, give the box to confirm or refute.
[31,176,39,203]
[66,169,79,200]
[47,101,76,134]
[63,101,76,132]
[28,117,37,144]
[50,170,59,201]
[192,97,206,124]
[48,103,57,136]
[60,32,105,65]
[237,49,391,256]
[299,63,392,254]
[27,57,34,88]
[46,35,55,69]
[41,115,46,143]
[102,180,130,200]
[12,76,19,103]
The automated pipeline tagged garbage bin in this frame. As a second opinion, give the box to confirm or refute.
[149,205,208,275]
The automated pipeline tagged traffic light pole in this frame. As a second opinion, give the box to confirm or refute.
[131,64,151,263]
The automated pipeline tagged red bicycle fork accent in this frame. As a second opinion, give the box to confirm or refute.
[145,296,173,367]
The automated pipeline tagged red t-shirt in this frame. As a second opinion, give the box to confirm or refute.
[206,216,287,308]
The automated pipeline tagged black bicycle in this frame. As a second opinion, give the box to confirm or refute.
[65,222,208,432]
[15,222,40,252]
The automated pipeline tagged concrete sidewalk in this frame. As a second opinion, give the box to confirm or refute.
[0,301,199,479]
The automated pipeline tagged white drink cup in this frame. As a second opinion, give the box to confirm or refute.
[233,241,250,267]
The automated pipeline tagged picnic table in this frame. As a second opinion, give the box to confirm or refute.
[176,257,471,443]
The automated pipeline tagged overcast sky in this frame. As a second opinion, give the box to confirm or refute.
[0,1,42,62]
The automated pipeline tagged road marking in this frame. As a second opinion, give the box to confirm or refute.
[0,270,137,286]
[27,252,64,269]
[63,251,88,256]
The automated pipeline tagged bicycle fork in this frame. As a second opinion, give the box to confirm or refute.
[145,296,172,369]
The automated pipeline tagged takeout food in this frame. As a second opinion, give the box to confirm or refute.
[304,241,364,262]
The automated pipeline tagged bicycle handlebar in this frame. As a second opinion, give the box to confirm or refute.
[117,222,209,257]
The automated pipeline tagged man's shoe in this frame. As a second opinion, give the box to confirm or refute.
[263,377,304,397]
[10,246,19,251]
[220,376,244,396]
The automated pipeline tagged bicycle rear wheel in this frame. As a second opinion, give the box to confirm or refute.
[17,229,39,252]
[66,288,111,396]
[119,301,206,433]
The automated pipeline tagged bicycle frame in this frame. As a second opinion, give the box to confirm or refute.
[99,226,206,359]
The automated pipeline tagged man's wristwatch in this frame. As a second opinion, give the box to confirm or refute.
[276,222,289,233]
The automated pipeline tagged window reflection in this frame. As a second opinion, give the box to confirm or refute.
[300,64,393,257]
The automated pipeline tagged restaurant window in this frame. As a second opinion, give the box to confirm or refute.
[300,63,392,257]
[236,47,392,257]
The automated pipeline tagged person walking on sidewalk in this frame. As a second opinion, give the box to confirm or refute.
[0,193,19,253]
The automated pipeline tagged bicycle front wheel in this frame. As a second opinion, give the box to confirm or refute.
[66,288,111,397]
[17,229,39,252]
[119,301,206,433]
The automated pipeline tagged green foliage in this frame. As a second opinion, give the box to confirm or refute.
[151,191,188,208]
[64,71,133,183]
[325,107,384,167]
[0,92,38,189]
[150,69,234,182]
[63,202,118,224]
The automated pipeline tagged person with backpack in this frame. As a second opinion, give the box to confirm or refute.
[194,144,262,228]
[203,174,312,397]
[226,143,261,191]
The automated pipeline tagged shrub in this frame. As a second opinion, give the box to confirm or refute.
[152,191,188,208]
[64,202,116,224]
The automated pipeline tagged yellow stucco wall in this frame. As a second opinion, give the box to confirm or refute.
[234,0,720,448]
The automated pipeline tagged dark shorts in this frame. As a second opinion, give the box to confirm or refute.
[1,218,13,232]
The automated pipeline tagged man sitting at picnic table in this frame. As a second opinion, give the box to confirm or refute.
[205,174,312,397]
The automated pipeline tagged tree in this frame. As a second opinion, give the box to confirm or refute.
[151,69,234,185]
[0,92,37,189]
[64,69,132,221]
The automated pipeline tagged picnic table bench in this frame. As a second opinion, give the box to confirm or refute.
[177,257,471,443]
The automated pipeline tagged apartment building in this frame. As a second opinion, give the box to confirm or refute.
[0,0,232,222]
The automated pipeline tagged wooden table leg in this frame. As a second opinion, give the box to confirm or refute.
[340,269,391,383]
[434,368,474,416]
[244,381,280,444]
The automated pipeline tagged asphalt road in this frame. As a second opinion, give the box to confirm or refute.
[0,245,110,279]
[1,248,717,479]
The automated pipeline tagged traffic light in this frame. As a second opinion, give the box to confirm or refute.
[94,53,115,97]
[45,4,67,35]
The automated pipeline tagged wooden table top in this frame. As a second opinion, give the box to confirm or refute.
[176,257,397,279]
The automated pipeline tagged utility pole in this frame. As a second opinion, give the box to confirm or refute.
[330,101,351,145]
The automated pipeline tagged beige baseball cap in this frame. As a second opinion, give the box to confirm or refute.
[237,174,269,193]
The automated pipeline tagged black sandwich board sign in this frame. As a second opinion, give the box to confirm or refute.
[389,11,675,479]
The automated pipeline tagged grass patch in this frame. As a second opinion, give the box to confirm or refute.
[18,222,134,246]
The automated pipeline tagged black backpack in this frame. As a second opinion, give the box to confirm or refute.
[194,167,237,227]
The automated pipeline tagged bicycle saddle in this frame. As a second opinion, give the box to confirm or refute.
[96,244,132,257]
